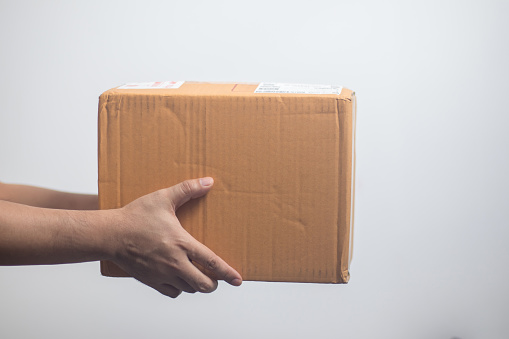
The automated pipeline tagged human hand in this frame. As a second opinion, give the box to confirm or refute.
[109,177,242,298]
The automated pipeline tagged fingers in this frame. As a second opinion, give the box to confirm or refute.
[125,176,243,299]
[164,177,214,211]
[157,284,182,298]
[187,241,243,287]
[178,259,219,293]
[139,279,183,299]
[138,277,196,298]
[171,277,197,294]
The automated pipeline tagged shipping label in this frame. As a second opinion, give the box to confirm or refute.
[254,82,342,95]
[117,81,184,89]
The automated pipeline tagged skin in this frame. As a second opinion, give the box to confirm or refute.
[0,177,242,298]
[0,182,99,210]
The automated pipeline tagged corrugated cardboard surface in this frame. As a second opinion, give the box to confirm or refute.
[98,82,356,283]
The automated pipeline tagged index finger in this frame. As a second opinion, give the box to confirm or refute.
[188,242,243,287]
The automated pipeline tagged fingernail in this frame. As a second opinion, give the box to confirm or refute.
[231,278,242,286]
[199,177,214,187]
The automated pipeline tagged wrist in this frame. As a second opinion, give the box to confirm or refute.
[71,208,126,262]
[94,208,127,262]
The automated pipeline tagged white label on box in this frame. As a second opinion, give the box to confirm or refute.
[254,82,342,95]
[117,81,184,89]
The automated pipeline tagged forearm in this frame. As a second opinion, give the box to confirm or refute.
[0,182,98,210]
[0,178,242,298]
[0,200,117,265]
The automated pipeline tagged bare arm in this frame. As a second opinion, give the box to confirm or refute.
[0,182,98,210]
[0,199,114,265]
[0,178,242,298]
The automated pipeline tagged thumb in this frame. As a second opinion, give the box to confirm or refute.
[165,177,214,211]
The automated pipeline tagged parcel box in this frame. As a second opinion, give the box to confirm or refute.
[98,81,356,283]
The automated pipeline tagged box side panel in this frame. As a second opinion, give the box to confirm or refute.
[349,93,357,270]
[98,93,129,276]
[98,93,120,210]
[336,94,355,283]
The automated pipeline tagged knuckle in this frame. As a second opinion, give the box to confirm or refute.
[160,254,183,274]
[206,256,218,271]
[166,263,179,274]
[179,180,194,197]
[167,260,184,274]
[175,236,192,251]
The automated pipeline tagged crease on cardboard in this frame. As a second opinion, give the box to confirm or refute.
[335,93,354,283]
[98,93,110,276]
[216,188,280,195]
[335,97,342,283]
[280,215,307,233]
[99,92,130,277]
[202,100,208,262]
[115,95,123,208]
[275,95,288,112]
[163,101,186,139]
[97,93,109,210]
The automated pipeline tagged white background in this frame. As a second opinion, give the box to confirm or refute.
[1,1,508,338]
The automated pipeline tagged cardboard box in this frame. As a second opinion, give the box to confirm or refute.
[98,81,356,283]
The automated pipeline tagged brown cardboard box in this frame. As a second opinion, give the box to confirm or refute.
[98,81,356,283]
